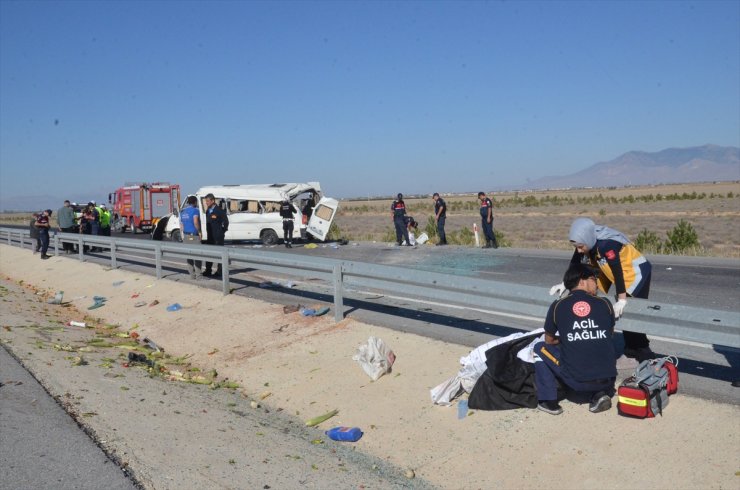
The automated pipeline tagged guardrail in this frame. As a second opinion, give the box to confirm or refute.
[2,227,739,349]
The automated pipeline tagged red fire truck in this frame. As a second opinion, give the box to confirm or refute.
[108,182,181,234]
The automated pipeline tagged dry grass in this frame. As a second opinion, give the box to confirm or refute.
[334,182,740,257]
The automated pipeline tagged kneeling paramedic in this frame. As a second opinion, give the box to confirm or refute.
[534,263,617,415]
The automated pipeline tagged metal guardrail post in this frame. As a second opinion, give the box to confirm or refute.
[155,243,162,279]
[7,231,10,245]
[221,250,230,295]
[333,262,344,322]
[54,234,59,255]
[78,236,84,261]
[111,241,117,269]
[19,232,25,249]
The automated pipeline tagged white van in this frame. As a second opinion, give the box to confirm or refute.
[161,182,339,245]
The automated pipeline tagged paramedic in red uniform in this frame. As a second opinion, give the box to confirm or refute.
[391,193,411,246]
[535,263,617,415]
[550,217,654,362]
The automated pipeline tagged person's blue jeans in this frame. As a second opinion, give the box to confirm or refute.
[481,217,495,243]
[394,217,409,244]
[437,216,446,244]
[534,342,615,401]
[38,230,49,255]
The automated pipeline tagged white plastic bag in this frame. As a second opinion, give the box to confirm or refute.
[416,232,429,245]
[352,336,396,381]
[430,375,464,406]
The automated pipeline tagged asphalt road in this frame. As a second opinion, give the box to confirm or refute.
[0,346,136,490]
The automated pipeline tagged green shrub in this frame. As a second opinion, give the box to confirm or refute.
[494,229,510,248]
[326,222,342,241]
[634,229,663,254]
[425,216,438,240]
[664,219,701,254]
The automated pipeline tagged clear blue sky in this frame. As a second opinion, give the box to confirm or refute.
[1,0,738,205]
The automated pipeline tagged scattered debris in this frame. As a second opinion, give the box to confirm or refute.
[305,409,339,427]
[457,399,469,419]
[88,296,107,310]
[166,303,182,312]
[112,281,125,287]
[259,281,294,289]
[128,352,154,368]
[47,291,64,304]
[71,356,87,366]
[250,400,260,409]
[142,337,163,352]
[300,306,330,317]
[66,320,87,328]
[405,469,416,479]
[148,300,159,307]
[304,243,318,249]
[134,301,147,308]
[326,426,363,442]
[272,324,289,333]
[283,305,300,314]
[352,337,396,381]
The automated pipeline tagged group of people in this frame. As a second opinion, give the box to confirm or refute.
[179,193,229,279]
[75,201,112,253]
[534,217,655,415]
[392,192,498,248]
[29,200,115,257]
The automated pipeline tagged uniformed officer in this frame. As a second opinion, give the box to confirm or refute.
[534,263,617,415]
[391,193,411,246]
[202,193,229,278]
[35,209,52,259]
[432,192,447,246]
[477,192,497,249]
[279,199,297,248]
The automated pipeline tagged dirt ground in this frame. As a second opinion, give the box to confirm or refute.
[1,244,738,489]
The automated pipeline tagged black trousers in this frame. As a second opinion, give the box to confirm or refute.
[60,227,76,251]
[394,217,409,244]
[283,219,294,243]
[623,274,652,350]
[38,230,49,255]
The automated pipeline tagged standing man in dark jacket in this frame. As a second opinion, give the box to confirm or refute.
[57,200,76,253]
[477,192,498,249]
[391,193,411,246]
[30,212,41,254]
[203,193,229,278]
[432,192,447,246]
[534,263,617,415]
[279,199,297,248]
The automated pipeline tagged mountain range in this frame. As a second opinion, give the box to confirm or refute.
[524,144,739,190]
[1,144,738,211]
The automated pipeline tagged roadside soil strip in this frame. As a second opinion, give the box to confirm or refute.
[1,244,738,489]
